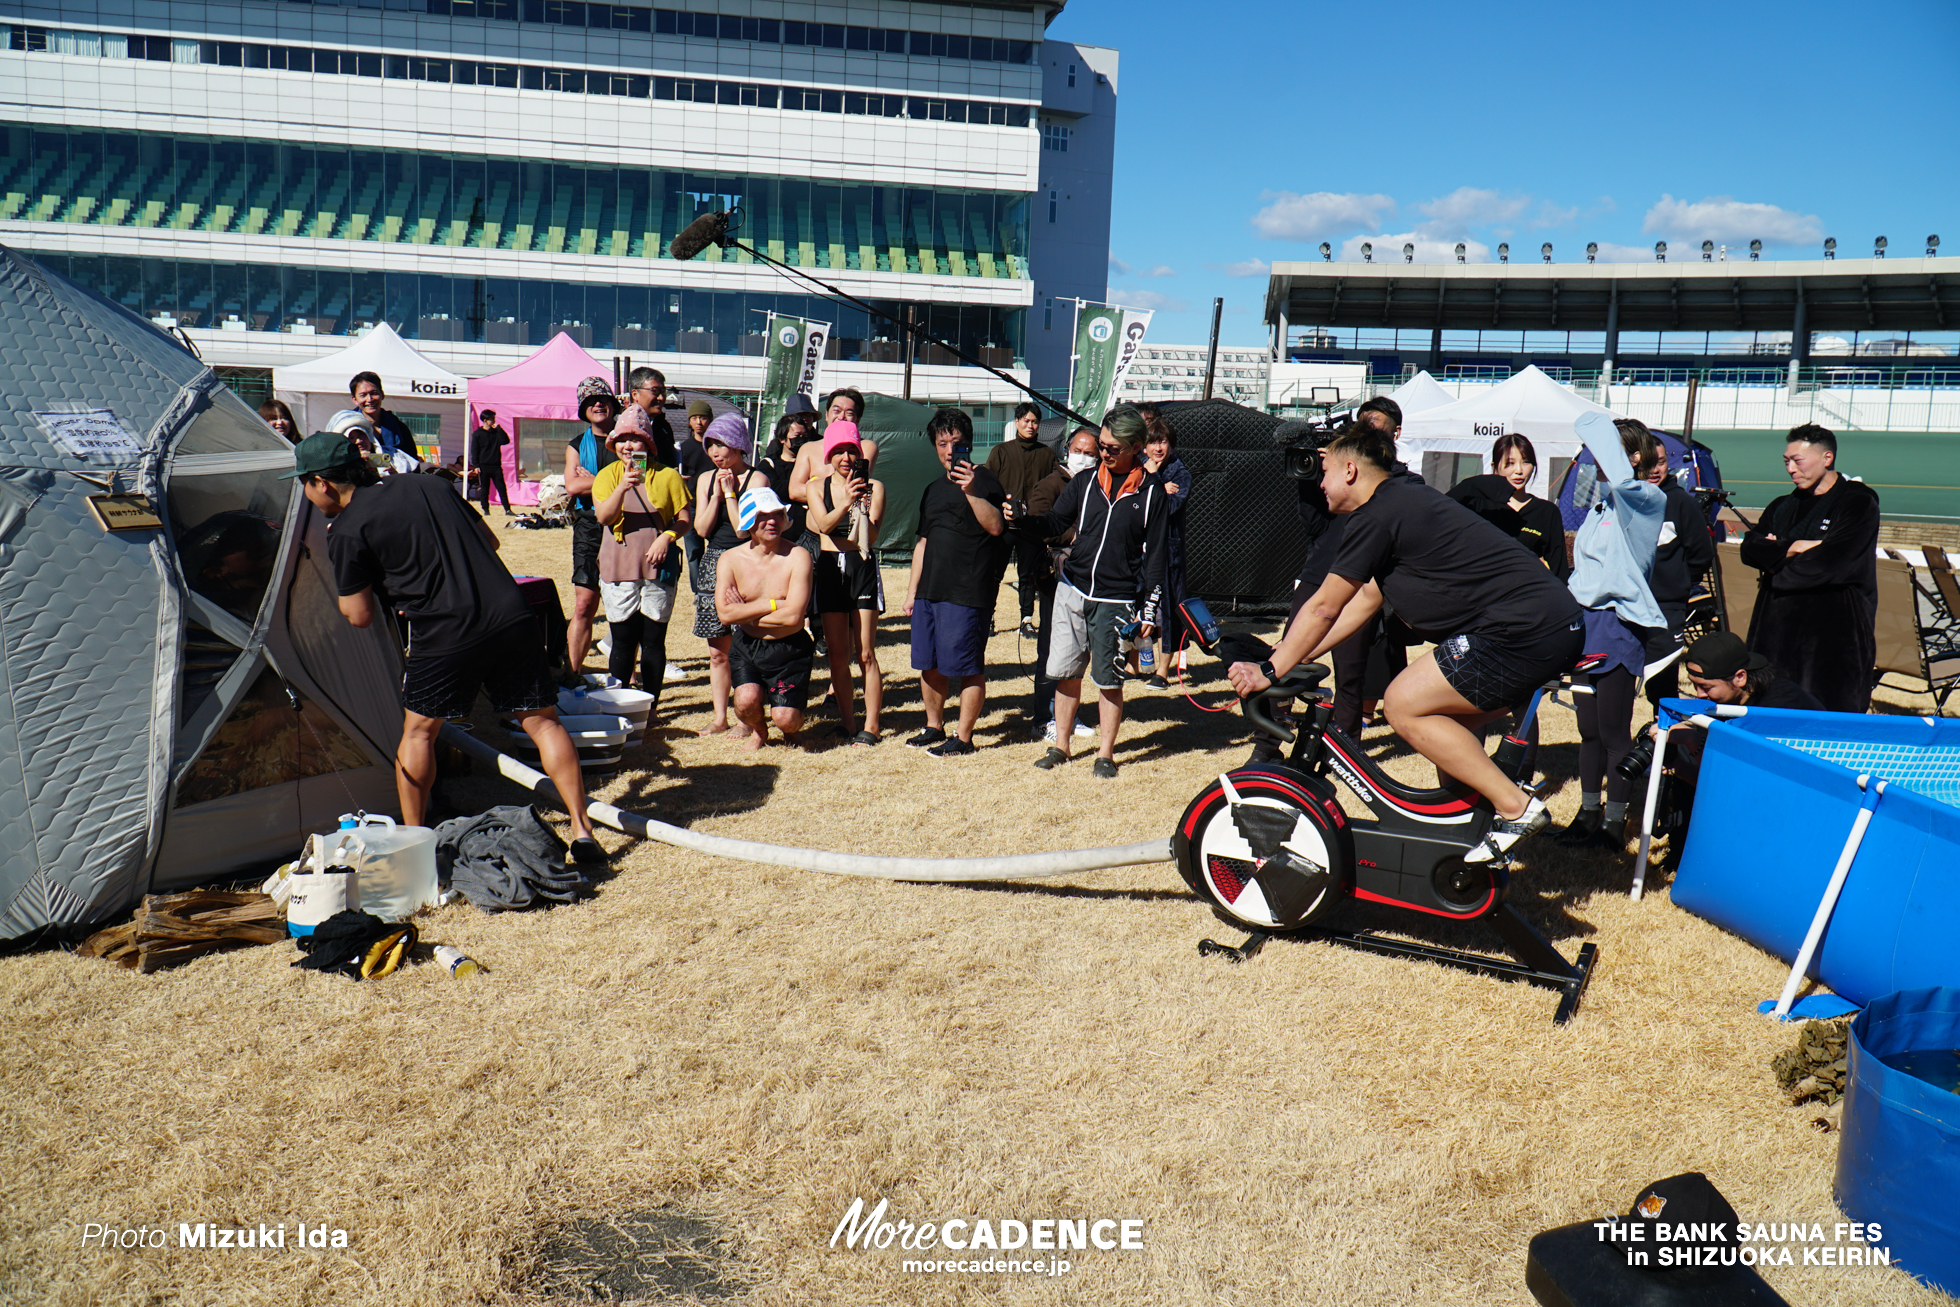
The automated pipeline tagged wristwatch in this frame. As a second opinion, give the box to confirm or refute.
[1258,660,1279,685]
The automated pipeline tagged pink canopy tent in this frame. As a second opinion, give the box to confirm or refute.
[466,332,611,506]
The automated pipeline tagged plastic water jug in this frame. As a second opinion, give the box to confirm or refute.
[337,812,439,923]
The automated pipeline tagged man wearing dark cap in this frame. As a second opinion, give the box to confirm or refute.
[1683,631,1826,711]
[470,408,511,515]
[564,376,621,673]
[284,432,605,863]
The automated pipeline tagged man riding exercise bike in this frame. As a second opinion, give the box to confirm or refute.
[1227,423,1583,863]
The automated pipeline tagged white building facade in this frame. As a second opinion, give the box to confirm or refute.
[3,0,1113,445]
[1115,343,1271,409]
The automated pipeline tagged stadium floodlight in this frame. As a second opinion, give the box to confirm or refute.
[1824,237,1836,260]
[1654,241,1667,262]
[1874,236,1888,259]
[1750,239,1763,261]
[1930,235,1942,257]
[1541,242,1553,264]
[1497,243,1509,263]
[1319,241,1332,261]
[1701,240,1714,261]
[1361,242,1372,262]
[1454,243,1466,263]
[1404,242,1415,263]
[1586,242,1598,264]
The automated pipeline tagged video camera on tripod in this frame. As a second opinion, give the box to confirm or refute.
[1274,416,1341,483]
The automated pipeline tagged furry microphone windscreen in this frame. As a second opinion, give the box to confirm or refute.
[669,210,730,261]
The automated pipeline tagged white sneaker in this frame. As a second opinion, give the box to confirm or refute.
[1465,796,1550,864]
[663,662,689,682]
[1042,721,1097,743]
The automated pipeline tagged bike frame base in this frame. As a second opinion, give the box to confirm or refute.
[1200,904,1599,1025]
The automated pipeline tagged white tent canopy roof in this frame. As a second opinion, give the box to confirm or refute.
[1384,369,1454,416]
[271,323,466,403]
[1396,365,1624,496]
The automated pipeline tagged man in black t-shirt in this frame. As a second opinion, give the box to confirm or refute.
[1229,423,1583,862]
[286,431,606,865]
[902,408,1009,756]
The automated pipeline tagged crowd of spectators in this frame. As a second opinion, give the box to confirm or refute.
[271,364,1888,814]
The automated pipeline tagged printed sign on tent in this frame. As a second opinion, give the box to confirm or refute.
[35,407,144,462]
[1066,304,1153,422]
[756,314,831,449]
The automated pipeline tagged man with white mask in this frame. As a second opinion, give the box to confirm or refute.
[1017,427,1101,742]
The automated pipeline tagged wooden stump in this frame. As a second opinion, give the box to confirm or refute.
[79,890,286,974]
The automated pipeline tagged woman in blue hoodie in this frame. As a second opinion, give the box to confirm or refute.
[1557,417,1667,850]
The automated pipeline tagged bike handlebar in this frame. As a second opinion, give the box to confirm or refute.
[1241,664,1329,743]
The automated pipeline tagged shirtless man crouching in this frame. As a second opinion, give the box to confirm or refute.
[715,487,816,750]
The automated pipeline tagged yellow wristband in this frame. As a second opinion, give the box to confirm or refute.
[769,598,777,612]
[663,529,679,541]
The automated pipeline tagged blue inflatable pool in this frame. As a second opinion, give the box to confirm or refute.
[1669,703,1960,1008]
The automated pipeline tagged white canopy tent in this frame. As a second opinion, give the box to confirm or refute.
[1384,369,1455,417]
[272,324,468,462]
[1395,365,1623,498]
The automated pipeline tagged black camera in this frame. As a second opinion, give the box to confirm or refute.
[1274,417,1335,482]
[1616,732,1658,784]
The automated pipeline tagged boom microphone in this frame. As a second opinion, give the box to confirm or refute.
[670,209,732,261]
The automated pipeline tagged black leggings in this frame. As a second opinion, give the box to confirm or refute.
[1574,665,1639,802]
[608,613,668,707]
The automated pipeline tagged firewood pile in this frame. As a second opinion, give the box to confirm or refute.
[79,890,286,974]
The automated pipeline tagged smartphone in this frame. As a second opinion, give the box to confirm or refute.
[629,451,648,471]
[951,442,973,470]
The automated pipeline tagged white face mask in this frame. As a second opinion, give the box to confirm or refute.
[1065,451,1097,477]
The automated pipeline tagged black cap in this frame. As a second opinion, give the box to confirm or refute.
[1684,632,1767,681]
[281,430,366,481]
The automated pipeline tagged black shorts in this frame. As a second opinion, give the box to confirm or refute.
[570,509,602,591]
[730,628,816,712]
[402,617,558,720]
[811,548,883,614]
[1432,618,1584,712]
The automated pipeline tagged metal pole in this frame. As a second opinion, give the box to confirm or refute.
[901,304,915,401]
[1682,375,1700,444]
[612,355,622,395]
[1202,297,1223,400]
[1602,280,1620,390]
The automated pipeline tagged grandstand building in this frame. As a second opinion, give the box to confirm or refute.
[1265,254,1960,518]
[1113,343,1269,408]
[2,0,1114,445]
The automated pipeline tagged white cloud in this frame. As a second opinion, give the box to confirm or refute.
[1416,187,1528,230]
[1340,233,1491,263]
[1533,201,1580,228]
[1108,255,1131,277]
[1144,265,1176,278]
[1251,191,1395,241]
[1642,194,1823,247]
[1116,289,1189,313]
[1223,257,1270,277]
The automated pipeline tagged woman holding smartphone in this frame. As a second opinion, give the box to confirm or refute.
[804,421,888,743]
[690,413,769,737]
[591,404,692,703]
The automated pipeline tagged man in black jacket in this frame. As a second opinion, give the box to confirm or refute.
[1017,406,1169,778]
[469,409,511,515]
[1739,424,1880,712]
[1642,447,1717,707]
[987,401,1058,637]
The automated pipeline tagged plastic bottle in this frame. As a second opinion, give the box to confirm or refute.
[1140,645,1156,672]
[433,945,480,978]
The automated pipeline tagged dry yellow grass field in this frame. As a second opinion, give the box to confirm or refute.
[2,519,1951,1306]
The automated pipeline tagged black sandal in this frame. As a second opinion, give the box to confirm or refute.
[851,730,880,746]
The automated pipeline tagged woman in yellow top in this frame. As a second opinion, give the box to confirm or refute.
[592,404,693,704]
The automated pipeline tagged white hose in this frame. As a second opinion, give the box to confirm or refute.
[442,725,1173,881]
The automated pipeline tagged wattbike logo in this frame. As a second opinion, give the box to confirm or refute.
[830,1197,1143,1278]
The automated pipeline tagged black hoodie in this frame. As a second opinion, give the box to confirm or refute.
[1031,463,1170,615]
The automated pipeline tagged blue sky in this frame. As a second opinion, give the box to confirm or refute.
[1043,0,1960,347]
